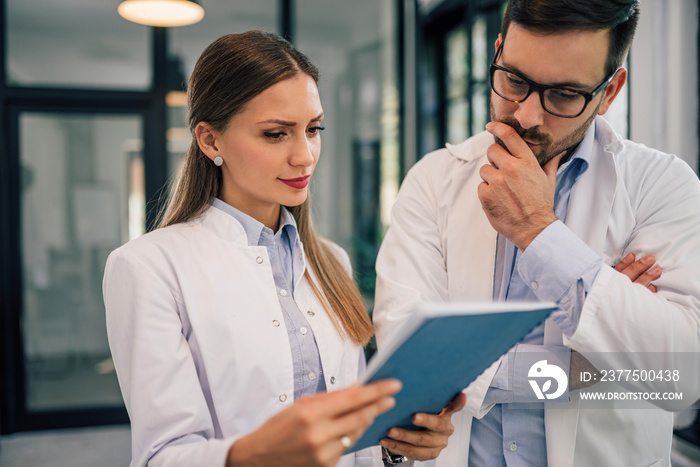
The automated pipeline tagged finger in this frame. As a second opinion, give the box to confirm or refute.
[479,163,498,184]
[317,379,402,418]
[648,283,657,293]
[485,121,532,159]
[616,254,655,282]
[633,265,662,287]
[486,142,513,169]
[410,413,449,433]
[542,151,566,189]
[323,393,397,440]
[443,392,467,416]
[325,426,366,459]
[614,253,635,272]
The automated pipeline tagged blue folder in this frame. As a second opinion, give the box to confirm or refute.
[349,301,557,453]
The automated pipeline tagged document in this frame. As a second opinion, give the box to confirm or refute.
[350,301,557,452]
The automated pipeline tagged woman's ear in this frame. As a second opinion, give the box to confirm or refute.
[195,122,220,160]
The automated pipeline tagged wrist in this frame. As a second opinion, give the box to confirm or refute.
[227,435,258,467]
[515,214,556,251]
[382,446,409,464]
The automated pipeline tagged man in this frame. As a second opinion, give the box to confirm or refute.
[374,1,700,465]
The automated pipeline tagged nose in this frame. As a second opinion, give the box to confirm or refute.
[513,91,546,130]
[289,134,316,168]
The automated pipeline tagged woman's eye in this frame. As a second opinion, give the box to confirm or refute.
[263,131,286,139]
[308,126,325,135]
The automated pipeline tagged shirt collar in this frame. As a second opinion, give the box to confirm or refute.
[211,198,299,247]
[557,119,596,179]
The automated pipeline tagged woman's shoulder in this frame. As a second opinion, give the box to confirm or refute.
[106,222,203,273]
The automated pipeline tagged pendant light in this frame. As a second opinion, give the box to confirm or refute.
[118,0,204,27]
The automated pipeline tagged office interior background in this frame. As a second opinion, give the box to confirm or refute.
[0,0,698,465]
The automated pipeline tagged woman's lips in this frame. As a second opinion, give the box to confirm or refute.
[279,175,311,189]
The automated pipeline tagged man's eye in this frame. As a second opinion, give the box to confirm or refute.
[505,73,526,87]
[550,89,579,101]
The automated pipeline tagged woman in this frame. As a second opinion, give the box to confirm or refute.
[104,31,463,467]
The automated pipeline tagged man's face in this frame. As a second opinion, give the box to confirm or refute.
[490,24,617,166]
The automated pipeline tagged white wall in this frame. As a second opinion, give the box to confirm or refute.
[630,0,699,174]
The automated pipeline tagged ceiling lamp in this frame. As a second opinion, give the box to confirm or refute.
[118,0,204,27]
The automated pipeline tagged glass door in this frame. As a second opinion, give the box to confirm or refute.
[14,109,144,429]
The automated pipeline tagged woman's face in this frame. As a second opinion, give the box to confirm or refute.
[197,74,324,230]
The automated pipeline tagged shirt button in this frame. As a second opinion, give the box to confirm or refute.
[256,256,263,264]
[280,289,288,297]
[279,394,287,402]
[300,326,308,335]
[530,281,539,290]
[308,372,316,381]
[330,376,336,385]
[509,442,517,452]
[307,310,315,316]
[272,320,280,327]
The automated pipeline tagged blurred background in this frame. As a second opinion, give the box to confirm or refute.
[0,0,698,465]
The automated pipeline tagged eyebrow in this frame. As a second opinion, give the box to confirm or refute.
[257,112,325,126]
[502,62,592,90]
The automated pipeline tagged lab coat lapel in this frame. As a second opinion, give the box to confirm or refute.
[446,155,498,302]
[544,119,621,467]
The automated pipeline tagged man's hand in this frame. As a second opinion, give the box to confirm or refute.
[569,254,662,390]
[614,253,662,292]
[478,122,563,250]
[379,392,467,462]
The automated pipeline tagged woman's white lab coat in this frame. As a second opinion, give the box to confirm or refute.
[104,205,382,467]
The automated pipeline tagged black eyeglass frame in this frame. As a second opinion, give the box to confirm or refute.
[489,41,618,118]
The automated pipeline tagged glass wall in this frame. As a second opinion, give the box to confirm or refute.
[295,0,401,298]
[20,113,142,411]
[418,2,503,156]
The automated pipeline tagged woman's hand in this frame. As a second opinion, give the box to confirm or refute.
[227,379,402,467]
[379,392,467,462]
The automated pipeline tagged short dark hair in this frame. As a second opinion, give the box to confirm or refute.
[501,0,640,76]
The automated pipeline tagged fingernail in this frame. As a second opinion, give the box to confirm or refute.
[650,266,662,276]
[379,440,388,447]
[413,414,423,424]
[486,122,493,130]
[622,253,633,263]
[641,255,654,265]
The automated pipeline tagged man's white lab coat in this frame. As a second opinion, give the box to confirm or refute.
[374,117,700,467]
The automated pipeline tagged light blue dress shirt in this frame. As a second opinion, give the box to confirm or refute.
[469,123,604,466]
[212,199,327,400]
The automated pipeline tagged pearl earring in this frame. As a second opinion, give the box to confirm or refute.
[213,156,223,166]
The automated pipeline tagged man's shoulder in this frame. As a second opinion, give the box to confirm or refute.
[410,131,492,177]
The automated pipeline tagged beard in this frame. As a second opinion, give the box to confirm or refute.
[489,99,601,166]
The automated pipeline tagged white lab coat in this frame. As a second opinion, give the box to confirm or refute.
[374,117,700,467]
[104,205,382,467]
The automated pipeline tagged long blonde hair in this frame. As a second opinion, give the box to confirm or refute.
[158,31,373,345]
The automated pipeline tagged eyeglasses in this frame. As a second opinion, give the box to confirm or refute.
[489,40,616,118]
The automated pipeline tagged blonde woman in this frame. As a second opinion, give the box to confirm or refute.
[103,31,463,467]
